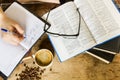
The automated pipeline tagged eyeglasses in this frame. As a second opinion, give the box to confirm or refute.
[44,8,81,39]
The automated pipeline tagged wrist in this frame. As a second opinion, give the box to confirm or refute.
[0,7,5,27]
[0,7,4,19]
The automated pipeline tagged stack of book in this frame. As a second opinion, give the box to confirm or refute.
[87,37,120,63]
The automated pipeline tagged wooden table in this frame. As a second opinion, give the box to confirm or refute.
[7,34,120,80]
[8,47,120,80]
[1,2,120,80]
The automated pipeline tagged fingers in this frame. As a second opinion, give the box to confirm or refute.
[8,18,24,35]
[118,0,120,3]
[13,23,24,35]
[12,34,24,43]
[1,15,24,45]
[2,32,23,45]
[0,76,3,80]
[2,36,19,46]
[10,23,24,43]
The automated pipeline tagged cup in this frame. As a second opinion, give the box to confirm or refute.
[33,49,53,68]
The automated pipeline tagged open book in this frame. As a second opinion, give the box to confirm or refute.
[43,0,120,62]
[0,2,49,78]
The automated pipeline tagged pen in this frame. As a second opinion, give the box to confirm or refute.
[1,28,9,32]
[1,28,25,38]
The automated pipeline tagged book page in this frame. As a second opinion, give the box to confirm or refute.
[74,0,120,44]
[0,38,27,77]
[43,2,96,61]
[5,2,45,49]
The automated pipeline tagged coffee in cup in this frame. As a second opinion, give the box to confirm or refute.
[34,49,53,68]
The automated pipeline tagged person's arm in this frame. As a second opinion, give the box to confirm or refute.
[0,7,24,45]
[0,76,3,80]
[18,0,60,4]
[0,7,4,16]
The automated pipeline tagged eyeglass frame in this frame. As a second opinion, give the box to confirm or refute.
[44,8,81,38]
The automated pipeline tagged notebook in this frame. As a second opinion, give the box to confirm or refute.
[0,1,49,78]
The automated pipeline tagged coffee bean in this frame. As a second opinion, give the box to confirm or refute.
[50,68,52,71]
[41,70,44,73]
[16,78,19,80]
[16,65,45,80]
[33,61,35,64]
[40,72,42,75]
[24,63,26,67]
[43,68,46,71]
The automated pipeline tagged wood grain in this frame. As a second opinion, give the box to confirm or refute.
[1,1,120,80]
[8,34,120,80]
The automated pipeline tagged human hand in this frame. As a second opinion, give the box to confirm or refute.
[115,0,120,8]
[115,0,120,4]
[0,13,24,45]
[0,76,3,80]
[18,0,60,4]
